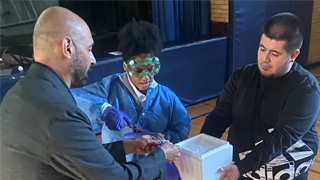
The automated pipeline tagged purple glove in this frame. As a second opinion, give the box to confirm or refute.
[122,132,145,140]
[102,106,132,131]
[167,162,181,180]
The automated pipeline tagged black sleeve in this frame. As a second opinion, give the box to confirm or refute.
[48,109,167,180]
[102,141,127,163]
[236,85,320,175]
[200,70,239,138]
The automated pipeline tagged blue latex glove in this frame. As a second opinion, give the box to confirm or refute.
[102,106,132,131]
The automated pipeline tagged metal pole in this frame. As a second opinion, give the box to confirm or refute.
[4,0,14,23]
[22,0,31,19]
[10,0,22,21]
[29,0,37,18]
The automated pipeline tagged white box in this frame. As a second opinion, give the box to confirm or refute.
[174,133,233,180]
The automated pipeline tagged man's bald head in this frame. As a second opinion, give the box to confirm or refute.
[32,6,95,88]
[33,6,91,61]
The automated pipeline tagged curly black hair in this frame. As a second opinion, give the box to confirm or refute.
[118,19,162,63]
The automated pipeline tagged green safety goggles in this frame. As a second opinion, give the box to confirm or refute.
[125,56,161,78]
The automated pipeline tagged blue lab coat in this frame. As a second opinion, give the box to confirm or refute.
[71,73,191,144]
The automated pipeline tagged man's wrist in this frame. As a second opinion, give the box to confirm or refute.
[123,139,134,155]
[235,158,250,176]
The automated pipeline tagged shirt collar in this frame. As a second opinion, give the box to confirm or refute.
[126,73,158,102]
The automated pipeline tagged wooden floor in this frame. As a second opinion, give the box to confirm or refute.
[186,66,320,180]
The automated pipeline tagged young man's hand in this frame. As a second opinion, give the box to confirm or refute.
[160,142,181,163]
[219,164,240,180]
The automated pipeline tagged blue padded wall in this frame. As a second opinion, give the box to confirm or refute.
[229,0,314,70]
[0,37,228,107]
[157,37,228,106]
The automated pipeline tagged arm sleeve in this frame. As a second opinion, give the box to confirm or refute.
[163,93,191,144]
[200,70,239,138]
[70,75,118,129]
[236,85,320,175]
[71,74,122,109]
[48,110,167,180]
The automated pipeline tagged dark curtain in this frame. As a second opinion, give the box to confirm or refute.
[152,0,209,42]
[59,1,131,34]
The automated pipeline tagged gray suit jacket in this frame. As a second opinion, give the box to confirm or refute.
[0,62,166,180]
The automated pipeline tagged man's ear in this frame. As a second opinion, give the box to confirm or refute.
[290,49,300,62]
[62,36,73,59]
[123,62,129,72]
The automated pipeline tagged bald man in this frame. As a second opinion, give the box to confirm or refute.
[0,6,181,180]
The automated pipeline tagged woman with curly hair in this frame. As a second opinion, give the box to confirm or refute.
[72,19,191,160]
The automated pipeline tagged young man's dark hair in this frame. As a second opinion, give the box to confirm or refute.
[262,12,304,53]
[118,19,162,63]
